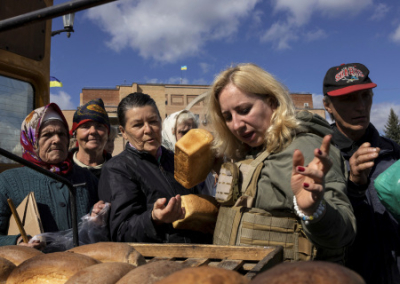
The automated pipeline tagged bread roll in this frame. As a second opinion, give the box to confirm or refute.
[0,256,15,284]
[0,245,43,266]
[156,266,250,284]
[250,261,365,284]
[65,262,135,284]
[68,242,146,266]
[116,260,186,284]
[6,252,99,284]
[175,129,214,189]
[172,194,219,234]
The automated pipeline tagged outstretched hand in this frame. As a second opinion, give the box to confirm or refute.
[291,135,333,215]
[151,195,186,225]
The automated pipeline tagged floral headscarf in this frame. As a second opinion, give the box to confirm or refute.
[20,103,73,175]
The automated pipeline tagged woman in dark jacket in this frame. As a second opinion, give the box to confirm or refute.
[98,92,211,244]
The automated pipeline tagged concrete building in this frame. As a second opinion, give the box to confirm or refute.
[63,83,325,156]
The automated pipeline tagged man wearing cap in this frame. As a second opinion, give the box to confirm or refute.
[323,63,400,283]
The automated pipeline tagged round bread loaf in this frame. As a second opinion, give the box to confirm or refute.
[250,261,365,284]
[155,266,250,284]
[65,262,135,284]
[6,252,100,284]
[0,256,16,284]
[116,260,186,284]
[67,242,146,266]
[0,245,43,266]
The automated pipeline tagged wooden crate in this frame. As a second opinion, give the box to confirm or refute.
[128,243,283,280]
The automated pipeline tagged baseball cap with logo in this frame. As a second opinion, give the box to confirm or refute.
[323,63,377,96]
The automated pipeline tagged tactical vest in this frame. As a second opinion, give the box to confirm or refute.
[213,150,317,262]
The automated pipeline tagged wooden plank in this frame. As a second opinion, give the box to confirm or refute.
[244,246,283,280]
[182,258,210,268]
[146,257,175,263]
[128,243,276,261]
[217,259,244,271]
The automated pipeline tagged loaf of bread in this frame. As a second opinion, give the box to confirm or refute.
[156,266,250,284]
[0,245,43,266]
[0,256,16,284]
[174,129,214,189]
[250,261,365,284]
[172,194,219,234]
[68,242,146,266]
[65,262,135,284]
[6,252,99,284]
[116,260,186,284]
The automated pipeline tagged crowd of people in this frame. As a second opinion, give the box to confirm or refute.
[0,62,397,283]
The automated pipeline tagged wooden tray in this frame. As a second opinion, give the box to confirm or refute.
[128,243,283,280]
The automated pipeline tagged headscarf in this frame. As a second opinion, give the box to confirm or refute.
[70,98,110,135]
[161,110,186,152]
[20,103,73,175]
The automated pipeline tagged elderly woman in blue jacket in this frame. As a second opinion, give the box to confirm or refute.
[0,103,100,249]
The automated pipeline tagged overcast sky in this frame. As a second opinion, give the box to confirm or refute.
[50,0,400,133]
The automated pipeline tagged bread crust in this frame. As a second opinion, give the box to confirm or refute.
[173,194,219,234]
[250,261,365,284]
[0,245,43,266]
[156,266,250,284]
[6,252,99,284]
[68,242,146,266]
[174,129,214,189]
[0,256,15,283]
[116,260,185,284]
[65,262,135,284]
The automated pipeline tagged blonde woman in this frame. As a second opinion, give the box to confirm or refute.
[208,63,356,262]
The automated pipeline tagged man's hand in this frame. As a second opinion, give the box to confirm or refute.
[349,142,380,185]
[151,195,186,225]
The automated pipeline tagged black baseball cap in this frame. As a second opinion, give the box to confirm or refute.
[323,63,377,96]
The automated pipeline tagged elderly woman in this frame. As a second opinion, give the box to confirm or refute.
[98,93,210,243]
[0,103,99,248]
[162,110,216,196]
[208,63,356,262]
[70,98,111,179]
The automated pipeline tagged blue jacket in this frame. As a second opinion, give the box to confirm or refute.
[0,165,98,246]
[332,123,400,284]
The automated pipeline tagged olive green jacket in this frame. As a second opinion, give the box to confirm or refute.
[254,111,356,258]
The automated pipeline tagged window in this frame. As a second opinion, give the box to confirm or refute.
[0,75,34,163]
[304,103,309,108]
[171,95,184,105]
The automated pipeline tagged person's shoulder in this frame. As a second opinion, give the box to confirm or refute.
[0,166,35,179]
[103,148,138,169]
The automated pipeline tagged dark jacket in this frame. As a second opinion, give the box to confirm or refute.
[98,144,212,244]
[332,123,400,284]
[70,147,112,179]
[0,165,98,246]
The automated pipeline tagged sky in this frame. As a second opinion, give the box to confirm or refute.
[50,0,400,134]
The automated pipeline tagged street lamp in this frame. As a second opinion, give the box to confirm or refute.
[51,13,75,38]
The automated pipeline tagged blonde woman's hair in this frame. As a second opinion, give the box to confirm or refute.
[207,63,299,159]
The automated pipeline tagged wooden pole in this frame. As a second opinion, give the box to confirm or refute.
[7,199,28,243]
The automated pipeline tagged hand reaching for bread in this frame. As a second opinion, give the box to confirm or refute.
[151,195,186,225]
[17,236,45,250]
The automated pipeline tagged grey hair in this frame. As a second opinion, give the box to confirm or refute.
[176,111,198,129]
